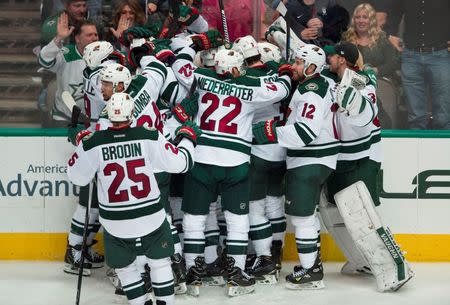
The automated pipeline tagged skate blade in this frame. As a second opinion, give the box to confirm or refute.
[203,276,226,286]
[285,280,325,290]
[187,284,201,297]
[63,264,91,276]
[227,284,255,297]
[255,274,278,285]
[175,282,187,295]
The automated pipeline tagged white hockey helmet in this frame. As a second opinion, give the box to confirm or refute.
[107,92,134,122]
[294,44,326,77]
[232,35,260,60]
[83,41,114,70]
[199,45,226,67]
[257,42,282,63]
[214,49,245,76]
[100,63,132,92]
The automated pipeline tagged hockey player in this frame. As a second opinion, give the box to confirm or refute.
[67,91,200,305]
[321,42,414,291]
[232,36,286,284]
[175,48,292,296]
[97,60,191,294]
[252,44,338,290]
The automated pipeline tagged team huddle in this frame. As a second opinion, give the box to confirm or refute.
[59,16,414,305]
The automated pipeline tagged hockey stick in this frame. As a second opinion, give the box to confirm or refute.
[218,0,230,48]
[276,1,290,59]
[62,91,89,126]
[75,181,94,305]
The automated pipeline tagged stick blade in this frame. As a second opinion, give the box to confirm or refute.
[62,91,77,112]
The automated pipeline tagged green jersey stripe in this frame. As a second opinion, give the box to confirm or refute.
[197,137,251,155]
[287,145,340,158]
[99,201,163,220]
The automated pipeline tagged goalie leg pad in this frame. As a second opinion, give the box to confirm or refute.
[319,190,370,274]
[334,181,414,291]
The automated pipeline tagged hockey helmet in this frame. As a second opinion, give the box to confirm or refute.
[107,92,134,122]
[214,49,245,76]
[200,45,226,68]
[257,42,282,63]
[83,41,114,70]
[294,44,326,77]
[232,35,260,60]
[100,63,132,92]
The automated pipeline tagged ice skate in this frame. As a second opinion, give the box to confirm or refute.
[85,240,104,268]
[271,240,283,271]
[203,255,226,286]
[341,261,372,275]
[171,253,187,294]
[285,256,325,290]
[249,255,278,284]
[63,244,92,276]
[186,257,206,297]
[226,257,255,297]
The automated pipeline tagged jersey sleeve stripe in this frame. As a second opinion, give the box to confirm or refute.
[38,54,56,68]
[294,123,314,145]
[176,53,194,62]
[178,146,193,172]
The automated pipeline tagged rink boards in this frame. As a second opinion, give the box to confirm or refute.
[0,129,449,261]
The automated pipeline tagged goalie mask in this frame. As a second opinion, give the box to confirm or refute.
[232,35,260,60]
[257,42,282,63]
[83,41,114,70]
[100,63,132,92]
[107,92,134,122]
[214,49,245,76]
[294,44,326,77]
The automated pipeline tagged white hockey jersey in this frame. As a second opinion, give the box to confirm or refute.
[67,125,194,238]
[247,62,288,162]
[276,75,340,170]
[38,40,85,121]
[192,68,291,167]
[333,69,382,162]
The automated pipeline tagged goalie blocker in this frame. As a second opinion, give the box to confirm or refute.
[326,181,414,292]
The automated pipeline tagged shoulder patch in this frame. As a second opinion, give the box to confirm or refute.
[81,132,94,142]
[305,83,319,91]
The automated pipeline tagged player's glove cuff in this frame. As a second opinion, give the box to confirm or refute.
[174,121,202,147]
[252,119,278,144]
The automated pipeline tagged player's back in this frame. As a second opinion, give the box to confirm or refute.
[193,67,290,166]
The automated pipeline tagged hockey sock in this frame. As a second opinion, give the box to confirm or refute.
[266,196,287,244]
[291,214,319,269]
[87,208,100,245]
[249,199,272,257]
[115,261,148,305]
[204,203,220,264]
[224,211,249,270]
[68,204,91,246]
[182,213,207,268]
[166,214,182,255]
[169,197,184,247]
[149,257,175,305]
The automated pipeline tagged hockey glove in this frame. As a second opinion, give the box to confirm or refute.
[153,44,176,66]
[336,85,366,116]
[75,130,92,146]
[127,41,156,68]
[175,5,200,26]
[67,123,85,146]
[191,29,224,51]
[252,119,278,144]
[174,121,202,147]
[172,92,199,123]
[120,26,153,47]
[265,25,285,41]
[278,63,294,78]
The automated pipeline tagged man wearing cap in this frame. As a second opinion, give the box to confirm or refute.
[322,41,382,270]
